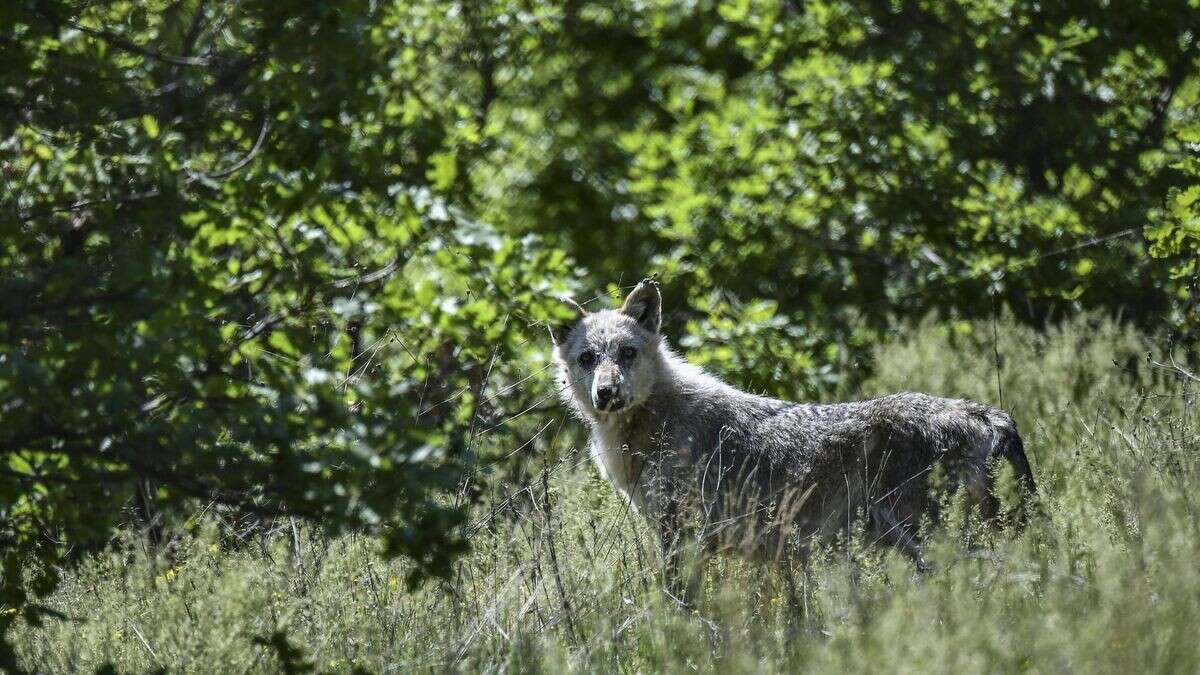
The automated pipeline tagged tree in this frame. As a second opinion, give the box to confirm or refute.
[468,0,1200,392]
[1,1,571,665]
[1147,115,1200,332]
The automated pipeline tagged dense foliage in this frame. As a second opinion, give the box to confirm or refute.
[1,0,575,662]
[2,0,1198,667]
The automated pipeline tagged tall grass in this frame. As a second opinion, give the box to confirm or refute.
[12,315,1200,673]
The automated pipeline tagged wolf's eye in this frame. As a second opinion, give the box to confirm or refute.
[578,350,596,367]
[619,346,637,360]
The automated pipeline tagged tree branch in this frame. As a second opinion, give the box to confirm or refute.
[62,17,213,67]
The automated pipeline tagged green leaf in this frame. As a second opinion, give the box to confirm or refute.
[142,114,160,139]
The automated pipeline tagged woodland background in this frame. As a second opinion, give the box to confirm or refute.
[3,1,1200,671]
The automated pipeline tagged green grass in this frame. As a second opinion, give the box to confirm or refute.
[12,314,1200,673]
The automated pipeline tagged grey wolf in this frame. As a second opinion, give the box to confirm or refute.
[550,279,1036,600]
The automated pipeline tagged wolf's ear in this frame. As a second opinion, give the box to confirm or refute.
[549,296,587,345]
[621,278,661,334]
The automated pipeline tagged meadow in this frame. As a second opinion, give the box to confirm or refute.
[12,314,1200,673]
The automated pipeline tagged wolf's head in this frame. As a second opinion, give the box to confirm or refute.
[550,279,664,418]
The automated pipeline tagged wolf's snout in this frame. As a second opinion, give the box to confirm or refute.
[594,384,617,408]
[593,384,626,411]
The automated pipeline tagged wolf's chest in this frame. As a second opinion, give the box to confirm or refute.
[589,422,637,505]
[590,417,669,510]
[589,415,693,513]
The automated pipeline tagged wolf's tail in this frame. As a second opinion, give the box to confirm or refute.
[986,412,1038,522]
[996,426,1036,494]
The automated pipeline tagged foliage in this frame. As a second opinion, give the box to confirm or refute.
[3,0,1200,666]
[0,0,572,663]
[1145,115,1200,330]
[10,316,1200,673]
[467,0,1200,345]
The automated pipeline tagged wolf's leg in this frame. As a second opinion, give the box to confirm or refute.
[869,504,928,570]
[779,557,805,618]
[659,498,703,609]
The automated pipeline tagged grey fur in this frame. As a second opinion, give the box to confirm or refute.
[551,279,1036,595]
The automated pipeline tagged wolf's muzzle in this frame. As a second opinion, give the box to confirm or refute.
[594,385,625,411]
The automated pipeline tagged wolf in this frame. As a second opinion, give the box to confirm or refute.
[550,279,1036,600]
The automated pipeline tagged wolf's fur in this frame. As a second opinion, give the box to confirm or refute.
[551,280,1036,593]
